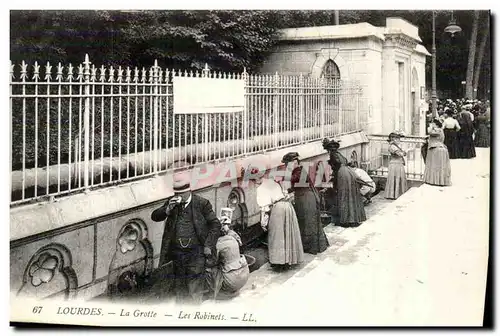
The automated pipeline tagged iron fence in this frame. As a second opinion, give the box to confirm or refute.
[10,55,366,205]
[363,134,427,181]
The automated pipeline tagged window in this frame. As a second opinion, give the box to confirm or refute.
[322,59,341,81]
[322,60,341,126]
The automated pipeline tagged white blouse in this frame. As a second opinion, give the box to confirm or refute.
[256,178,285,212]
[442,117,461,130]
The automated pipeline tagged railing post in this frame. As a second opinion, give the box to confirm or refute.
[153,60,159,174]
[299,73,305,143]
[338,85,343,135]
[273,72,279,148]
[320,76,325,139]
[356,90,360,131]
[242,67,248,155]
[203,64,210,162]
[83,54,91,191]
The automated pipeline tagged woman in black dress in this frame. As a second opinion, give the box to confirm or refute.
[282,152,329,255]
[442,110,461,159]
[324,140,366,228]
[457,108,476,159]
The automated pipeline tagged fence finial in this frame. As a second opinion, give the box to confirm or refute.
[56,62,64,81]
[133,67,139,83]
[117,66,124,82]
[45,61,52,81]
[67,63,74,80]
[90,64,97,81]
[202,63,209,77]
[126,67,132,83]
[109,65,115,82]
[20,60,27,81]
[33,61,40,80]
[99,65,106,82]
[83,54,91,79]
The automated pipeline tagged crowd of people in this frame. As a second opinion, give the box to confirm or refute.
[147,98,490,305]
[422,98,490,186]
[149,142,380,304]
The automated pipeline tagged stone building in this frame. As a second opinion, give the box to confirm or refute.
[260,17,431,136]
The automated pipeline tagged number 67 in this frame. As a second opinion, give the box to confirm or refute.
[32,306,43,314]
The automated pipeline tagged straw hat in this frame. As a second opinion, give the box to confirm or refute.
[172,171,191,194]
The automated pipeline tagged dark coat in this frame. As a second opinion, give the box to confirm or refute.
[151,194,222,267]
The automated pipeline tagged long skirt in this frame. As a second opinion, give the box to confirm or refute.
[458,131,476,159]
[443,129,459,159]
[475,124,490,148]
[336,166,366,227]
[384,162,407,200]
[205,263,250,299]
[268,200,304,265]
[423,146,451,186]
[293,188,329,254]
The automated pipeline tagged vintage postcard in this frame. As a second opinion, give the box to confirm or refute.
[9,9,491,327]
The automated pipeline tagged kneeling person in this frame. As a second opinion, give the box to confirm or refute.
[205,217,250,300]
[348,162,376,205]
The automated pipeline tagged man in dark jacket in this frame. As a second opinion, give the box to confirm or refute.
[151,171,222,304]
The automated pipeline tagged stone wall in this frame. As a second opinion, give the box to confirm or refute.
[260,19,430,137]
[10,132,369,301]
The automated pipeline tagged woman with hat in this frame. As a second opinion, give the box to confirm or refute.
[474,106,490,148]
[423,119,451,186]
[281,152,329,255]
[442,109,461,159]
[324,139,366,227]
[384,131,408,200]
[252,167,304,271]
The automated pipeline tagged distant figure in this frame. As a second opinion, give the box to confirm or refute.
[253,173,304,271]
[474,109,490,148]
[457,106,476,159]
[442,110,461,159]
[325,139,366,227]
[384,131,407,200]
[205,218,249,300]
[150,171,222,304]
[347,162,376,205]
[423,119,451,186]
[281,152,329,255]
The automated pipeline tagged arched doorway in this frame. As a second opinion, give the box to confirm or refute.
[411,68,420,135]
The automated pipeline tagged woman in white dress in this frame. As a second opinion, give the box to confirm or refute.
[253,171,304,271]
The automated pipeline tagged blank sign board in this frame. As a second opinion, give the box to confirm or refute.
[173,77,245,114]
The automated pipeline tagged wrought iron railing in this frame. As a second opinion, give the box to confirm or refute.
[10,55,367,205]
[364,134,427,181]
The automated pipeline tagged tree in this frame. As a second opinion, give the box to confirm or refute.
[472,12,489,99]
[465,10,480,99]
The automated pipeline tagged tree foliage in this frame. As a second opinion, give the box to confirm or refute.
[10,10,491,98]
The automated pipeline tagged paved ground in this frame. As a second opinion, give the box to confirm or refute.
[215,148,490,326]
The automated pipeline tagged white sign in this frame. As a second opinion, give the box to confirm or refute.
[173,77,245,114]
